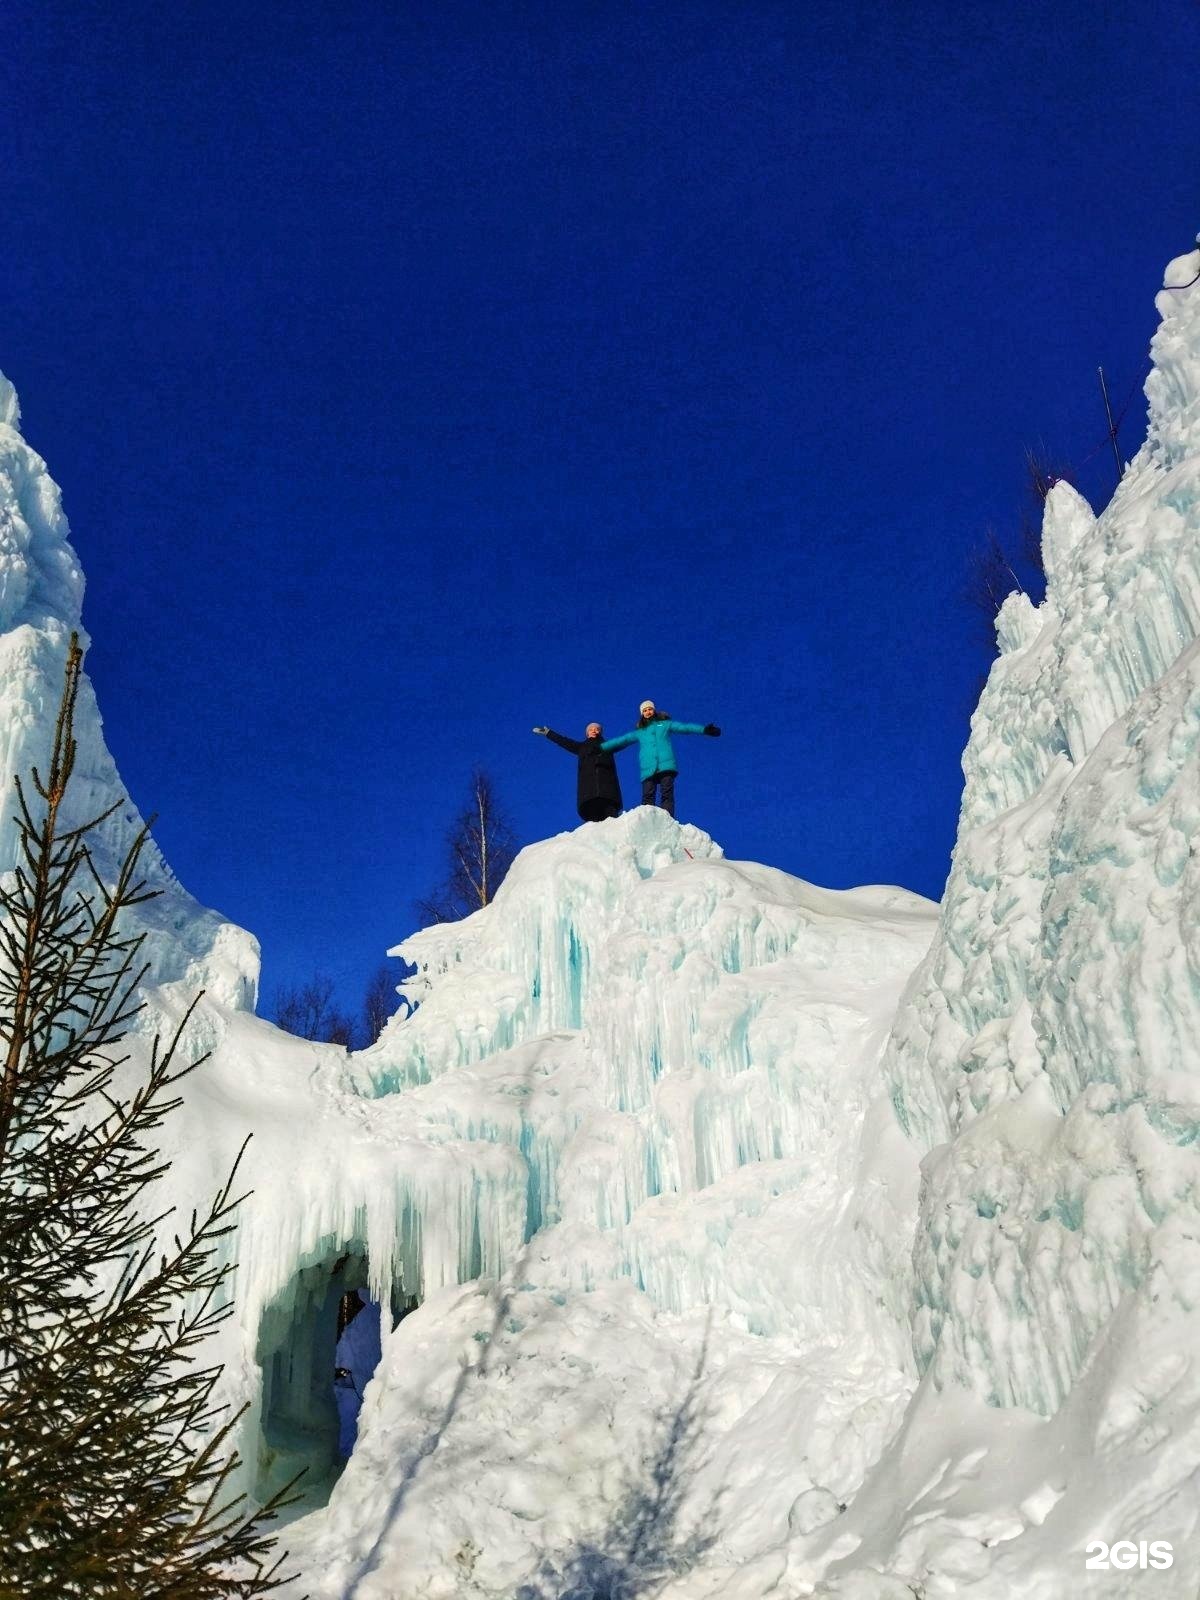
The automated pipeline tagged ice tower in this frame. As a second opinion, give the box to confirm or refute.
[0,373,257,1011]
[788,245,1200,1598]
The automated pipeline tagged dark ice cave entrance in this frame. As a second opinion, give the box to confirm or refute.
[255,1250,419,1509]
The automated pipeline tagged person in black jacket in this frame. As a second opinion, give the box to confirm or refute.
[533,722,623,822]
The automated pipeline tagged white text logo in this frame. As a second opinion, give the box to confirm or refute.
[1085,1541,1173,1571]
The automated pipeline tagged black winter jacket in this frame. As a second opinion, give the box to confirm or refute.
[545,730,623,817]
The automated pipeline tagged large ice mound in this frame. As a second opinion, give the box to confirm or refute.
[171,808,937,1585]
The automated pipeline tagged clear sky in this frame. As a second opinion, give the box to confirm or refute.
[3,1,1198,1019]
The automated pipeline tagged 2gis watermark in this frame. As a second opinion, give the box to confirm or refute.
[1085,1540,1174,1572]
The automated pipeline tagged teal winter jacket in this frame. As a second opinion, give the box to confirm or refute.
[601,720,706,780]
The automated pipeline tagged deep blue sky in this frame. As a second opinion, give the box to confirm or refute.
[3,2,1198,1020]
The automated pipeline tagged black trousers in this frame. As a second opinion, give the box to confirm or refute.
[642,770,676,817]
[579,798,622,823]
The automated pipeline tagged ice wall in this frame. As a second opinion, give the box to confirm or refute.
[368,816,934,1313]
[268,815,936,1595]
[100,800,934,1566]
[0,373,258,1011]
[24,239,1200,1595]
[793,246,1200,1598]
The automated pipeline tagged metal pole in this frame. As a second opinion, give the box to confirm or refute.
[1098,366,1123,486]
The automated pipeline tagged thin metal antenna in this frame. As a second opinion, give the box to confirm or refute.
[1098,366,1123,486]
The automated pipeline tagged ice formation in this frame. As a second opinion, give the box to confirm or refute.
[5,238,1200,1599]
[792,248,1200,1599]
[0,370,937,1582]
[0,372,257,1012]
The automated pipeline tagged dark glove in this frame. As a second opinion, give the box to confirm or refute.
[703,723,721,737]
[533,726,549,735]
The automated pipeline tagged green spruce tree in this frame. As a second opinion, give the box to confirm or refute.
[0,636,298,1598]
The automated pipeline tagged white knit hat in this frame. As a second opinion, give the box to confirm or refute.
[639,699,655,715]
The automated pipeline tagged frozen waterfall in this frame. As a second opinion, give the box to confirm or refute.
[6,237,1200,1599]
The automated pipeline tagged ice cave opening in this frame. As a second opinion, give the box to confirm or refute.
[254,1249,419,1508]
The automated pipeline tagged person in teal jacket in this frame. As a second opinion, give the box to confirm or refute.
[601,699,720,817]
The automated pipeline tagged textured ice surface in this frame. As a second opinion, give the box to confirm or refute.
[76,809,930,1579]
[273,828,934,1596]
[7,239,1200,1600]
[797,248,1200,1599]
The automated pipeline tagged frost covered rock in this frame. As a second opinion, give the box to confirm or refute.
[789,1486,844,1536]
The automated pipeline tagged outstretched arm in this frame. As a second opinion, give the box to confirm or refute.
[666,721,707,736]
[600,730,638,753]
[542,728,583,755]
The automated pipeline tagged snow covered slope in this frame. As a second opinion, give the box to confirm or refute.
[140,808,935,1594]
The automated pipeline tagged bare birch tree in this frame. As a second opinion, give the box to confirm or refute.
[416,768,518,924]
